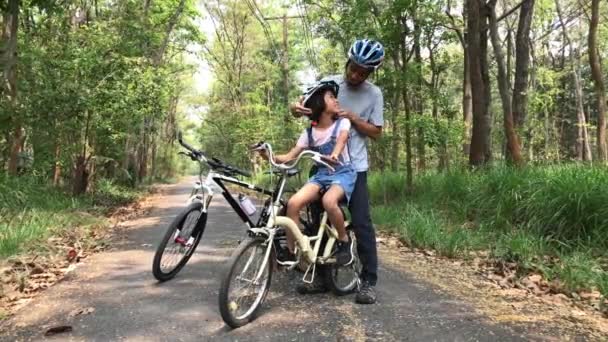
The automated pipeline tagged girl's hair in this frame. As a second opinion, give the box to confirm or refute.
[305,89,335,119]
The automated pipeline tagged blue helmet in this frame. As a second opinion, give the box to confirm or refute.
[348,39,385,70]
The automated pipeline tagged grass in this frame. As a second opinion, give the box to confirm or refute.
[0,175,144,258]
[370,164,608,295]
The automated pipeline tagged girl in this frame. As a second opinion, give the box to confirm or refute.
[271,80,356,265]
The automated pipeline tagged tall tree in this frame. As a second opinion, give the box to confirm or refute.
[588,0,607,162]
[467,0,492,166]
[512,0,535,130]
[488,0,523,165]
[2,0,21,175]
[555,0,592,161]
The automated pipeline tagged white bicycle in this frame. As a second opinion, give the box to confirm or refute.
[218,142,361,328]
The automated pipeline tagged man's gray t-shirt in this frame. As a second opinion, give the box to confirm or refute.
[321,74,384,172]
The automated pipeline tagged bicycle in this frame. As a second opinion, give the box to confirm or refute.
[218,142,362,328]
[152,135,310,281]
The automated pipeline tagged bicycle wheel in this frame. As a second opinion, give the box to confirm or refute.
[322,229,361,296]
[219,237,273,328]
[152,202,207,281]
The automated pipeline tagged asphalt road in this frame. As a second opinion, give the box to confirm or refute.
[1,179,531,341]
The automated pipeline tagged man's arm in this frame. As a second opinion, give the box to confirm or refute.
[337,111,382,140]
[339,88,384,139]
[349,115,382,140]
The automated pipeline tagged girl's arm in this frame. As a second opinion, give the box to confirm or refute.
[330,130,349,161]
[274,145,305,164]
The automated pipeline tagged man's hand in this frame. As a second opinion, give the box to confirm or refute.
[337,109,356,122]
[290,96,312,118]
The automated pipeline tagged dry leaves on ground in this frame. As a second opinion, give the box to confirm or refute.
[377,233,608,318]
[0,190,153,319]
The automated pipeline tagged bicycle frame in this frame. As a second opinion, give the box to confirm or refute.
[189,163,288,229]
[247,161,348,284]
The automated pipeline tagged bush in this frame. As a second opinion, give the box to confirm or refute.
[0,175,142,258]
[369,164,608,294]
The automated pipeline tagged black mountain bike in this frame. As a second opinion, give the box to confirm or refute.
[152,135,310,281]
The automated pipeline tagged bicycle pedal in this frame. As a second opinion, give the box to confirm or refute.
[277,260,298,267]
[302,263,316,284]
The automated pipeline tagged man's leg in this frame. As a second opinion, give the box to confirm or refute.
[349,172,378,303]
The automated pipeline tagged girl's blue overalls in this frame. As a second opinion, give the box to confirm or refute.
[306,119,357,202]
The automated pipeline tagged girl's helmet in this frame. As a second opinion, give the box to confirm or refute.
[302,80,340,125]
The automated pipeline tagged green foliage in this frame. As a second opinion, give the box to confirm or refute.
[369,166,608,294]
[2,0,202,189]
[0,174,143,258]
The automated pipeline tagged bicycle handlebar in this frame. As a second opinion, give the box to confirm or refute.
[250,142,338,172]
[178,133,251,178]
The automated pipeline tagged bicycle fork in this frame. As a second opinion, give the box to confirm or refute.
[238,231,275,287]
[174,195,212,247]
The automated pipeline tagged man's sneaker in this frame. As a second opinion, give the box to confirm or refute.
[335,237,354,266]
[355,281,376,304]
[296,280,329,294]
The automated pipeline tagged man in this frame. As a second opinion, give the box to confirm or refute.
[290,39,384,304]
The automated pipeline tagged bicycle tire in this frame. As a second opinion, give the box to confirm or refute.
[152,201,208,281]
[219,237,274,328]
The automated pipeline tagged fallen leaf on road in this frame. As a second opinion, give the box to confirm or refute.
[67,249,78,262]
[69,306,95,317]
[44,325,73,336]
[571,309,586,317]
[580,291,601,301]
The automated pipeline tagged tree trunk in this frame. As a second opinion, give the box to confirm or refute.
[73,109,92,194]
[52,140,61,186]
[412,3,425,171]
[154,0,187,65]
[7,124,23,175]
[488,0,523,166]
[428,31,448,171]
[512,0,535,128]
[390,81,401,172]
[151,138,157,179]
[588,0,607,162]
[507,28,513,88]
[3,0,20,175]
[480,6,492,162]
[463,43,473,156]
[467,0,492,166]
[138,118,149,182]
[72,155,89,195]
[453,4,473,157]
[143,0,152,16]
[555,0,592,161]
[403,88,413,191]
[399,14,413,192]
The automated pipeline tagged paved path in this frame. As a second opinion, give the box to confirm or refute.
[1,179,531,341]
